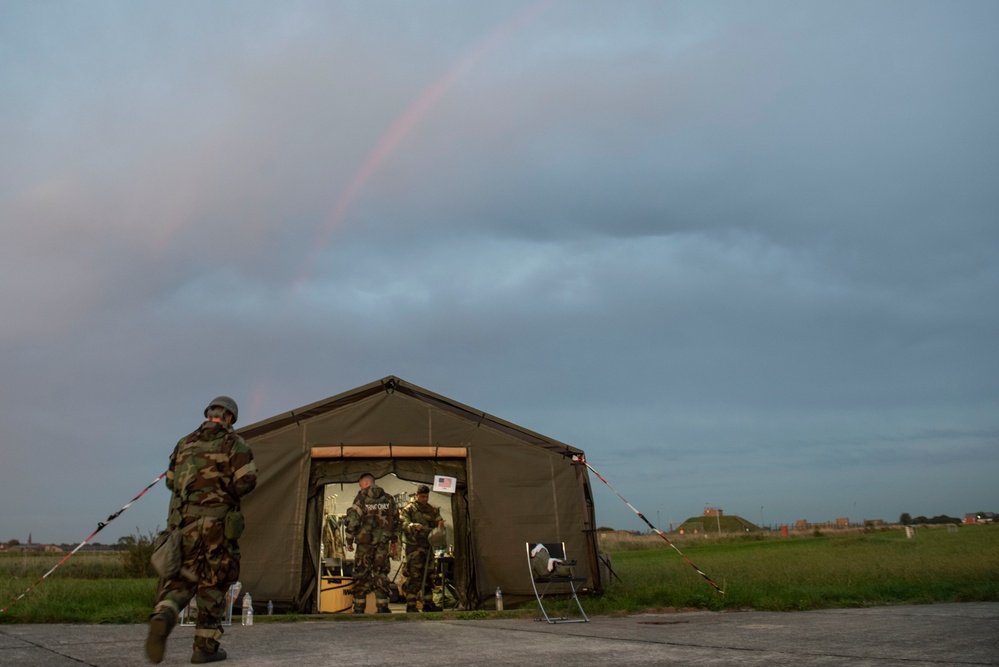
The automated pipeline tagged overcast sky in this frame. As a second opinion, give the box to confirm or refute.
[2,1,997,546]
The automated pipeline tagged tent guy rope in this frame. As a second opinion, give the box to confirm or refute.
[574,455,725,595]
[0,471,166,614]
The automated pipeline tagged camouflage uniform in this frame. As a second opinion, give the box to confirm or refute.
[153,420,257,655]
[344,483,398,612]
[399,498,443,608]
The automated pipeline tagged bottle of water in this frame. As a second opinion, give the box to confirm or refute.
[495,586,503,611]
[229,581,242,623]
[242,592,252,626]
[267,600,274,616]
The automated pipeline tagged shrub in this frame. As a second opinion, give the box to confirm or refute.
[118,530,158,579]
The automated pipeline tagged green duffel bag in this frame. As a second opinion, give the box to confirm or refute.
[150,529,183,579]
[432,584,457,609]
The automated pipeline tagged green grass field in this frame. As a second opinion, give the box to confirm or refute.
[0,551,158,624]
[590,524,999,613]
[1,525,996,623]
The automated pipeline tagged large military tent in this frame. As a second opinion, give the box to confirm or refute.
[236,376,602,612]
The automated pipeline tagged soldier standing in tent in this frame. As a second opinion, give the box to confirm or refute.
[146,396,258,665]
[344,473,399,613]
[399,484,445,612]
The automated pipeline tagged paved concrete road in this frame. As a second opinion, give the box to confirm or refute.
[1,603,996,666]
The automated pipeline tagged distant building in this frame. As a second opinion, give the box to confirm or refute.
[793,518,862,530]
[4,543,63,553]
[703,507,723,517]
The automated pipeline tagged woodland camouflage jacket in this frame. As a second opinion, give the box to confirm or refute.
[166,420,258,522]
[399,500,443,548]
[344,485,398,547]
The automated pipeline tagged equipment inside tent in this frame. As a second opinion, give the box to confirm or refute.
[235,376,603,612]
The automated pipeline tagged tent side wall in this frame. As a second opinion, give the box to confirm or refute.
[467,442,597,606]
[238,423,310,606]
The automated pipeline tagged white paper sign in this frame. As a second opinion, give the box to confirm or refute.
[433,475,456,494]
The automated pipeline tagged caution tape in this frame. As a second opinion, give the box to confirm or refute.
[573,455,725,595]
[1,471,166,614]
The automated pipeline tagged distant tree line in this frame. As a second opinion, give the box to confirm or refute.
[898,513,961,525]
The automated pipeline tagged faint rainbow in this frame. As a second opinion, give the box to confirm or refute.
[294,0,554,290]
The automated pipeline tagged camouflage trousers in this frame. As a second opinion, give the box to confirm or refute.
[153,516,240,650]
[351,543,392,609]
[401,545,436,604]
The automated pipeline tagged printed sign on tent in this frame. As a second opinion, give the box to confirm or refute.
[433,475,456,494]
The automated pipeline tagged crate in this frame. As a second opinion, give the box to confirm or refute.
[319,577,353,613]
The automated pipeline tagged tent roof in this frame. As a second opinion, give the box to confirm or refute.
[237,375,584,456]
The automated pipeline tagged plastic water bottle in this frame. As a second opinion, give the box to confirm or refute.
[267,600,274,616]
[495,586,503,611]
[242,592,253,626]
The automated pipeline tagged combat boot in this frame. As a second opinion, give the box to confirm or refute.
[145,608,176,664]
[191,646,227,663]
[421,601,442,612]
[406,604,418,613]
[376,604,391,613]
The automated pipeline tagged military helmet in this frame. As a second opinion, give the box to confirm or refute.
[205,396,239,424]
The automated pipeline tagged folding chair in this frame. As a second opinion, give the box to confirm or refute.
[526,542,589,624]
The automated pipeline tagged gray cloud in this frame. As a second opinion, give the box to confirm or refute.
[1,1,996,544]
